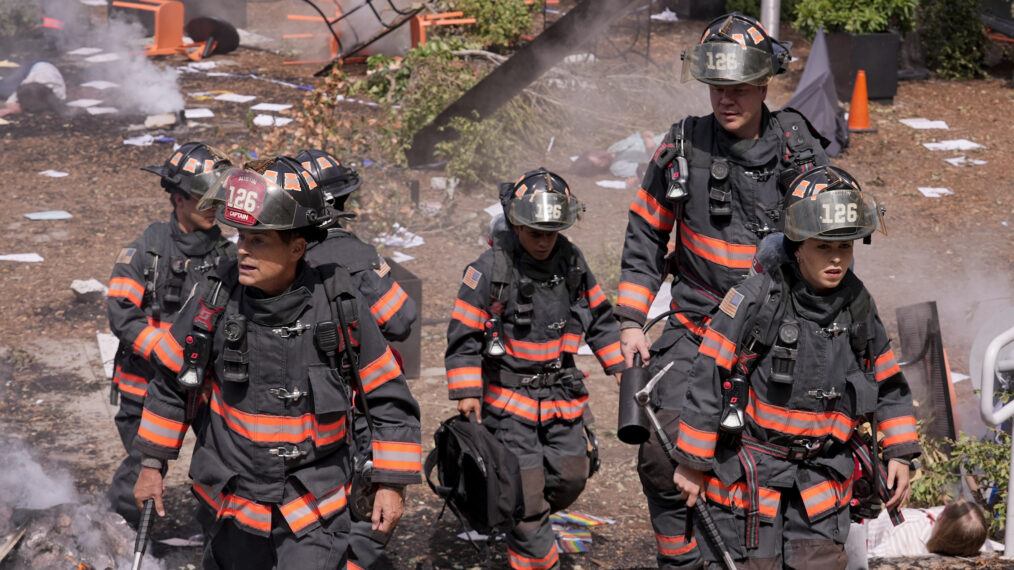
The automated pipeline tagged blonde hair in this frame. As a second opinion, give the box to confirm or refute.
[926,499,988,556]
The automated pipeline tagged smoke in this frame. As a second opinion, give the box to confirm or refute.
[0,439,76,510]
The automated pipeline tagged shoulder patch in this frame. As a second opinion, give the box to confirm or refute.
[115,247,136,264]
[375,258,391,278]
[463,266,482,290]
[719,287,744,319]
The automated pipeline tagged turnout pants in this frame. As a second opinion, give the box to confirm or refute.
[106,397,144,527]
[637,325,704,569]
[348,415,390,568]
[484,401,590,570]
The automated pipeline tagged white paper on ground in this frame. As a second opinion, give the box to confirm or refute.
[81,80,119,90]
[79,0,107,5]
[374,223,424,248]
[96,331,118,380]
[917,187,954,198]
[389,251,415,264]
[68,47,103,56]
[0,253,44,262]
[951,372,970,384]
[24,210,72,220]
[595,179,628,189]
[87,106,118,115]
[158,536,204,547]
[899,118,949,130]
[943,155,987,167]
[124,134,155,147]
[214,93,257,103]
[648,282,673,320]
[66,98,103,108]
[185,108,215,119]
[38,170,69,178]
[923,139,983,151]
[85,53,121,63]
[252,114,292,127]
[250,102,292,112]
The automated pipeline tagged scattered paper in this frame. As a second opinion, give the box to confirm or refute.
[250,102,292,112]
[185,108,215,119]
[456,530,503,542]
[157,536,203,547]
[81,80,119,90]
[79,0,107,5]
[252,114,292,127]
[38,170,69,178]
[374,223,424,248]
[67,47,103,56]
[178,61,217,73]
[334,94,379,107]
[596,179,628,190]
[0,117,8,125]
[96,331,118,380]
[917,187,954,198]
[899,118,949,130]
[577,344,592,356]
[0,253,44,262]
[214,93,257,103]
[66,98,103,108]
[85,53,121,63]
[484,203,503,218]
[24,210,72,220]
[563,53,597,64]
[951,372,970,384]
[550,510,615,526]
[123,134,155,147]
[87,106,119,115]
[943,155,987,167]
[923,139,983,151]
[389,251,414,264]
[651,7,679,22]
[0,59,19,68]
[71,278,107,302]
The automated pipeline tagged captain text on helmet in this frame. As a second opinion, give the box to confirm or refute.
[614,12,831,569]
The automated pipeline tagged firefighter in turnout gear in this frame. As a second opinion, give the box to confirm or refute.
[446,169,625,570]
[616,13,830,568]
[105,141,236,527]
[299,149,419,568]
[671,166,921,568]
[132,157,423,569]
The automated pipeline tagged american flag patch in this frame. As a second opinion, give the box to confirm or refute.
[375,259,391,278]
[719,287,744,319]
[463,266,482,290]
[115,247,135,264]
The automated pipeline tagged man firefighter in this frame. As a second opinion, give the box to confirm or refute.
[615,13,830,568]
[671,166,920,568]
[299,148,419,568]
[446,168,625,570]
[132,157,422,568]
[106,142,235,527]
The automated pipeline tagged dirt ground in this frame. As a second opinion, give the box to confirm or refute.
[1,1,1014,569]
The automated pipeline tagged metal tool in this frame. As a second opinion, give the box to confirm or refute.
[131,499,155,570]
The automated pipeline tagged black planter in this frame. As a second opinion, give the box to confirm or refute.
[826,31,900,104]
[673,0,727,20]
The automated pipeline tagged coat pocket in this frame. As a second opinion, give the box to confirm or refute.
[307,364,350,449]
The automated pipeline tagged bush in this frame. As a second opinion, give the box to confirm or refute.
[723,0,799,25]
[917,0,989,79]
[439,0,539,50]
[793,0,917,38]
[0,0,40,38]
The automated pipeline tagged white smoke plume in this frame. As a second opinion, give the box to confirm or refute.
[0,439,77,510]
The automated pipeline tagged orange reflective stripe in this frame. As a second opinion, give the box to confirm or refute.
[371,283,409,326]
[539,394,588,422]
[447,367,482,391]
[561,333,581,353]
[680,223,756,269]
[699,327,736,370]
[115,368,148,398]
[221,493,273,533]
[747,388,856,442]
[630,187,676,231]
[878,415,918,447]
[109,277,144,307]
[874,349,901,382]
[617,282,654,315]
[359,347,401,392]
[655,532,697,556]
[671,302,710,336]
[504,336,565,362]
[452,298,489,330]
[676,420,718,459]
[585,283,607,309]
[508,543,559,570]
[373,441,423,472]
[280,486,348,533]
[210,384,346,446]
[138,408,186,449]
[133,325,162,359]
[484,385,539,422]
[702,475,780,519]
[799,479,851,519]
[594,341,623,368]
[152,332,183,373]
[146,316,172,330]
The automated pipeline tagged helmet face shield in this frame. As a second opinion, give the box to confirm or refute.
[507,191,580,231]
[198,167,313,230]
[784,189,886,242]
[681,42,775,85]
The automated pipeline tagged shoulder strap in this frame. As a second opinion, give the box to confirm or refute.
[191,261,238,333]
[321,266,372,433]
[773,108,829,172]
[489,237,514,317]
[847,288,876,367]
[740,271,788,359]
[559,237,585,304]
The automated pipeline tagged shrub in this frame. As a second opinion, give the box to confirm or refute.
[0,0,40,38]
[917,0,989,79]
[793,0,917,38]
[723,0,799,25]
[439,0,539,50]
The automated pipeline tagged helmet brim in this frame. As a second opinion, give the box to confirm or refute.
[140,164,166,177]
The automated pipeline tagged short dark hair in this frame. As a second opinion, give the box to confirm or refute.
[16,82,63,114]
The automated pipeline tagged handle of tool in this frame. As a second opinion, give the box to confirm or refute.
[693,501,736,570]
[131,499,155,570]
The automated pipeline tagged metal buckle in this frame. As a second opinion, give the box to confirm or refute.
[272,321,312,338]
[786,438,820,461]
[807,387,841,400]
[816,323,849,338]
[269,387,306,402]
[268,446,307,459]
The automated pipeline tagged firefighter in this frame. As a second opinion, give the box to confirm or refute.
[671,166,921,568]
[298,148,418,568]
[446,168,625,570]
[105,142,235,527]
[615,13,831,568]
[131,157,423,569]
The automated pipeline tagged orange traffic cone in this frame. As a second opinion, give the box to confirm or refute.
[847,69,876,133]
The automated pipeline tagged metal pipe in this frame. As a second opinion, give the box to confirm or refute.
[978,324,1014,557]
[761,0,781,40]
